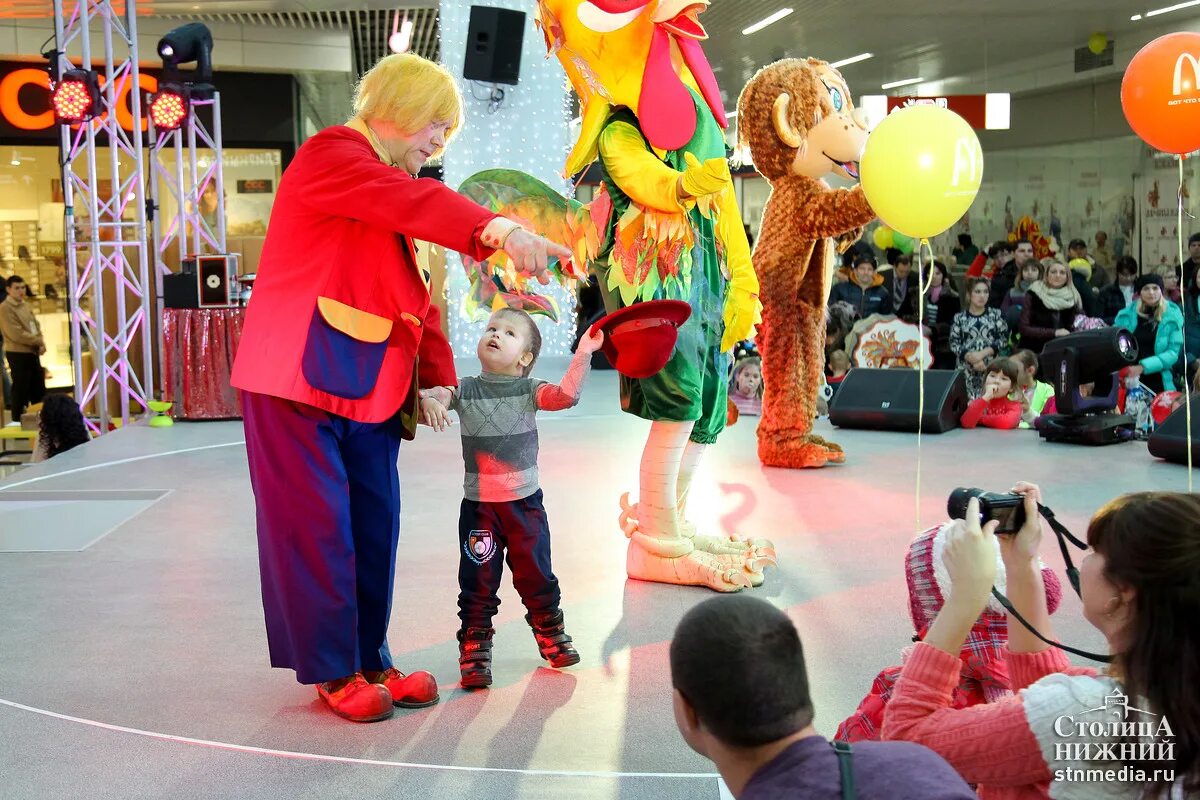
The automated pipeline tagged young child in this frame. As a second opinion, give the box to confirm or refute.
[826,349,851,390]
[420,308,604,689]
[1011,349,1054,428]
[728,355,763,416]
[32,394,90,462]
[960,357,1026,430]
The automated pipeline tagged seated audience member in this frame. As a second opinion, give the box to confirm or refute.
[960,358,1026,430]
[883,254,919,322]
[729,356,763,417]
[1114,274,1186,394]
[34,394,90,462]
[882,486,1200,800]
[1181,232,1200,289]
[1019,261,1081,355]
[1012,349,1054,428]
[952,233,980,266]
[950,278,1009,399]
[1067,237,1108,291]
[922,260,962,370]
[1098,256,1138,325]
[990,239,1031,309]
[837,524,1062,743]
[826,350,851,397]
[830,254,893,319]
[670,595,978,800]
[825,301,856,365]
[1000,259,1042,330]
[1156,264,1183,305]
[1185,265,1200,370]
[966,240,1014,281]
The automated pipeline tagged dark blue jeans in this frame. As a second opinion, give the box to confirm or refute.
[457,489,560,629]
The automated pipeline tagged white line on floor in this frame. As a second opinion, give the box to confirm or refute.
[0,697,721,780]
[0,442,246,491]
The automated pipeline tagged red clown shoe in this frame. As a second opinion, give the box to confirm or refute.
[590,300,692,379]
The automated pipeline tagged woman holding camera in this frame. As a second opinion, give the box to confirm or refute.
[882,487,1199,799]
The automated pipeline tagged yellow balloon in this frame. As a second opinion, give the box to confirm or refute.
[1088,32,1108,55]
[860,105,983,239]
[872,226,894,250]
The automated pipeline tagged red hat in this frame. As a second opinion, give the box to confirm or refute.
[590,300,691,379]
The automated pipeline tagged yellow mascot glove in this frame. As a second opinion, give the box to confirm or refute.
[679,152,732,198]
[722,285,762,352]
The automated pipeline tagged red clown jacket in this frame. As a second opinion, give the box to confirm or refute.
[231,126,500,423]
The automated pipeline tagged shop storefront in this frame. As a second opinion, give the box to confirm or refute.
[0,59,297,395]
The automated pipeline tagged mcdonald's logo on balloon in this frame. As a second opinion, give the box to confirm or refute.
[1121,31,1200,154]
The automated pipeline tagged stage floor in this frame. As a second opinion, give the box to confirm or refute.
[1,359,1190,799]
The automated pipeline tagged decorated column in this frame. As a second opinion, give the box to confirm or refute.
[439,0,575,357]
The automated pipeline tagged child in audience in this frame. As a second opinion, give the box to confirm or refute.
[420,308,603,689]
[33,394,90,462]
[729,356,763,416]
[961,357,1026,430]
[826,349,851,393]
[1011,349,1054,428]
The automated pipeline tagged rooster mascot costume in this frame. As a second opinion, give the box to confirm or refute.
[462,0,772,591]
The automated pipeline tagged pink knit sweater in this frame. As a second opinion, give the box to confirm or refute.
[882,642,1100,799]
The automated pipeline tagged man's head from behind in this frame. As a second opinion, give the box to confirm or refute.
[670,595,814,756]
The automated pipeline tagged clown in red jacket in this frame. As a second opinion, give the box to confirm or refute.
[230,53,570,723]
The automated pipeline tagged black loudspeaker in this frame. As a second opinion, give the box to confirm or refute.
[463,6,525,85]
[829,368,969,433]
[1148,395,1200,466]
[163,259,199,309]
[197,255,232,307]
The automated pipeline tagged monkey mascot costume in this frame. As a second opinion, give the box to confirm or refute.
[531,0,772,591]
[738,59,878,468]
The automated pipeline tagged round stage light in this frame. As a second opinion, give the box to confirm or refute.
[52,72,100,123]
[149,89,188,131]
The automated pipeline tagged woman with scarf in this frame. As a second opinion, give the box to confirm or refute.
[1114,273,1186,393]
[1018,261,1081,355]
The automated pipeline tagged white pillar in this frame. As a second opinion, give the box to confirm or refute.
[440,0,574,357]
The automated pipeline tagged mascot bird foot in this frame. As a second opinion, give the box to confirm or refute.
[626,540,754,592]
[680,519,777,566]
[758,433,845,469]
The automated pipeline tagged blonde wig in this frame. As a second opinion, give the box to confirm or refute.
[352,53,464,148]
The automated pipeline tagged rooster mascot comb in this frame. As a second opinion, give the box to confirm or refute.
[737,59,877,468]
[526,0,774,590]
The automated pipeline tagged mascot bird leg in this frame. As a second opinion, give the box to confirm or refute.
[622,420,754,592]
[676,441,776,577]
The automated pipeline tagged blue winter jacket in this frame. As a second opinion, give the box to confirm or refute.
[1115,301,1186,391]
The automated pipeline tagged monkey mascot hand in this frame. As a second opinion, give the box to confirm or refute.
[737,59,877,468]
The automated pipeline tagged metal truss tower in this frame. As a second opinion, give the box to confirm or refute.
[52,0,154,433]
[147,92,227,293]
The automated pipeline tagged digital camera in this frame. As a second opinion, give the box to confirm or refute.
[947,487,1027,534]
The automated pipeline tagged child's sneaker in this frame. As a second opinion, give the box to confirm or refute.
[528,610,580,668]
[458,627,495,689]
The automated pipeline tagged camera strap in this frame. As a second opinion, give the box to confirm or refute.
[989,503,1113,664]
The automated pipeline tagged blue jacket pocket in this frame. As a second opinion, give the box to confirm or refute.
[301,301,390,399]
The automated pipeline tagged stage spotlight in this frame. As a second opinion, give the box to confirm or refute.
[149,85,189,131]
[52,68,102,123]
[1036,327,1139,445]
[157,22,213,85]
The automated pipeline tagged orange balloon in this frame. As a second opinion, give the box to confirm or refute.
[1122,31,1200,154]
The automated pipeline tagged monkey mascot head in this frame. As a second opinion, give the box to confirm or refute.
[737,58,869,185]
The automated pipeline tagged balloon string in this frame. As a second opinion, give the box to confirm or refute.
[916,238,934,527]
[1178,155,1194,491]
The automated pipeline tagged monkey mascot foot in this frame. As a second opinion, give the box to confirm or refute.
[758,432,846,469]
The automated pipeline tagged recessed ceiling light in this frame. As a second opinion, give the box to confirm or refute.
[742,8,794,36]
[828,52,874,69]
[1135,0,1200,18]
[881,77,923,90]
